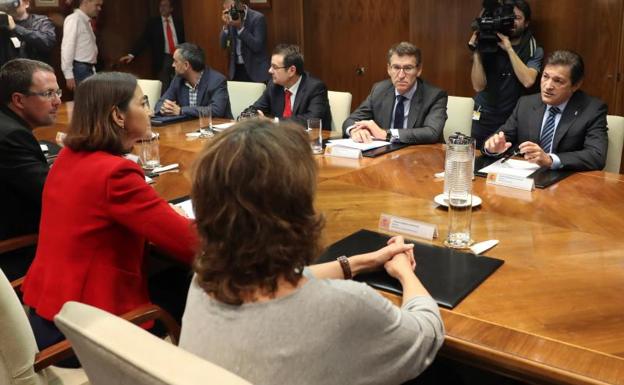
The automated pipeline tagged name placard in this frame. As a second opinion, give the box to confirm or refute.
[378,213,438,241]
[486,173,535,191]
[324,145,362,159]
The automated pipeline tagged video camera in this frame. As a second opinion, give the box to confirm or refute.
[0,0,19,28]
[228,0,245,21]
[472,0,515,53]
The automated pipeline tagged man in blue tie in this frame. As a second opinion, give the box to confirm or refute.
[483,50,608,171]
[343,42,448,144]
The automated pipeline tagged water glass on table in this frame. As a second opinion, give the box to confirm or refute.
[197,106,213,138]
[139,131,160,170]
[306,118,323,155]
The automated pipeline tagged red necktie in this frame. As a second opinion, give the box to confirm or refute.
[283,90,292,118]
[165,18,176,54]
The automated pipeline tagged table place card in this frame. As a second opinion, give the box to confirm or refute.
[378,213,438,240]
[486,173,534,191]
[324,145,362,159]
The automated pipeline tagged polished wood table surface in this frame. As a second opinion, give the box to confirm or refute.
[36,104,624,384]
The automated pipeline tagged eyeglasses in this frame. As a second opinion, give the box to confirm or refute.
[269,64,288,71]
[389,65,418,75]
[25,89,63,100]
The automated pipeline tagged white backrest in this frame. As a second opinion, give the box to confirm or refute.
[227,81,267,119]
[327,91,352,138]
[0,269,47,385]
[137,79,163,114]
[605,115,624,173]
[443,96,474,143]
[54,302,252,385]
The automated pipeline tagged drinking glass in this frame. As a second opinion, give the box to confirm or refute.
[306,118,323,155]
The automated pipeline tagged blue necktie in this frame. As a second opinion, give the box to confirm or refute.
[393,95,406,129]
[539,106,561,153]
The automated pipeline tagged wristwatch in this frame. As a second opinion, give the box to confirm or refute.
[337,255,352,279]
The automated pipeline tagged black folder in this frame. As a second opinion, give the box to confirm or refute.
[474,155,573,189]
[362,142,408,158]
[150,114,194,126]
[314,229,504,308]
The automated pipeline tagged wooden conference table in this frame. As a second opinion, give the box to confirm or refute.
[35,104,624,384]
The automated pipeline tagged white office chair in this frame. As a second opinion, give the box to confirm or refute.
[54,302,252,385]
[0,269,88,385]
[227,81,267,119]
[605,115,624,173]
[137,79,163,114]
[327,90,352,138]
[443,96,474,143]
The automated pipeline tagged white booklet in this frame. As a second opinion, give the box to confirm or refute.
[174,199,195,219]
[479,158,540,178]
[327,138,389,151]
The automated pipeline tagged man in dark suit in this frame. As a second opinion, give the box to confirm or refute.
[0,59,61,279]
[484,50,607,171]
[155,42,232,119]
[220,0,269,83]
[250,44,331,129]
[343,42,448,144]
[119,0,184,91]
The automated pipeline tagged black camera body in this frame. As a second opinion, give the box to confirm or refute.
[0,0,20,28]
[473,0,516,53]
[228,0,245,21]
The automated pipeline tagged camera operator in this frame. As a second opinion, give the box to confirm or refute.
[220,0,269,83]
[469,0,543,148]
[0,0,56,66]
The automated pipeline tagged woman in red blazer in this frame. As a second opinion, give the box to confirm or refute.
[22,72,197,350]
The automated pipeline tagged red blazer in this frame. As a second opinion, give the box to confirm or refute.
[22,148,198,321]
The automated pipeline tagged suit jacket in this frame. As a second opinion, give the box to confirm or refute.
[155,67,233,119]
[220,7,270,83]
[493,91,608,171]
[22,148,198,321]
[251,72,332,129]
[0,106,49,240]
[130,16,185,75]
[343,78,448,144]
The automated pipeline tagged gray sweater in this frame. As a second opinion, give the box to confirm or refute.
[179,269,445,385]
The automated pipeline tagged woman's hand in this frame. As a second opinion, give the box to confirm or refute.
[349,236,415,275]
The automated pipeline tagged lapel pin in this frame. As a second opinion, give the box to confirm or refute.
[574,110,578,116]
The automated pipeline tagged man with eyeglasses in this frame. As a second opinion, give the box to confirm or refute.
[248,44,331,128]
[344,42,447,144]
[0,58,61,279]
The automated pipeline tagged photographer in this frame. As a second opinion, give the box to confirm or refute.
[0,0,56,66]
[469,0,543,148]
[219,0,269,83]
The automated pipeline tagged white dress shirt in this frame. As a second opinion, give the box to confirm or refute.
[61,9,98,80]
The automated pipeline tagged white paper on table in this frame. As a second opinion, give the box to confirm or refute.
[327,138,389,151]
[212,122,235,131]
[479,158,540,178]
[174,199,195,219]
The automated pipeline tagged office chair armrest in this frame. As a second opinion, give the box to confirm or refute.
[33,340,74,372]
[121,304,181,345]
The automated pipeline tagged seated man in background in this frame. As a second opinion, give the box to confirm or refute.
[249,44,331,128]
[343,42,447,144]
[0,58,61,280]
[155,42,233,119]
[484,50,607,171]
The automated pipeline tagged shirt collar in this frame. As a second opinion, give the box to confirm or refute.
[184,71,204,90]
[75,8,90,23]
[285,74,303,95]
[161,15,172,23]
[395,80,418,100]
[546,99,569,114]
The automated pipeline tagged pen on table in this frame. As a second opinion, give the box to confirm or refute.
[500,149,523,164]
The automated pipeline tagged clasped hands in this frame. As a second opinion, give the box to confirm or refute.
[350,120,386,143]
[485,131,553,168]
[160,99,181,116]
[350,236,417,280]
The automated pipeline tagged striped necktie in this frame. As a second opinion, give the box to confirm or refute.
[539,106,561,153]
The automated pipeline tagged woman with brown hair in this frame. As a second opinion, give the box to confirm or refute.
[180,120,444,385]
[22,72,197,351]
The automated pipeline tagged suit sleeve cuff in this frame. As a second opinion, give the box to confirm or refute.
[549,154,562,169]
